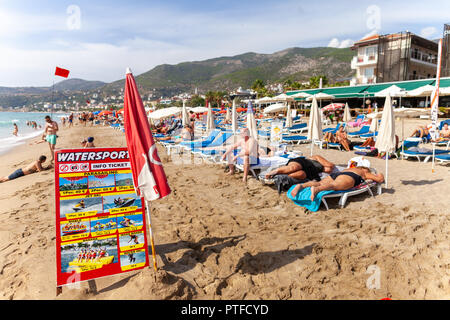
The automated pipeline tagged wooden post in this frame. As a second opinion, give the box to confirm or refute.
[56,286,62,296]
[88,280,98,294]
[145,200,158,271]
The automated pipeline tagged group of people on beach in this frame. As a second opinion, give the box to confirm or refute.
[76,248,109,263]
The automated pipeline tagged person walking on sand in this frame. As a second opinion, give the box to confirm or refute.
[0,155,51,183]
[43,115,59,162]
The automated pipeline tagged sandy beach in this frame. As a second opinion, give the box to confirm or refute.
[0,119,449,300]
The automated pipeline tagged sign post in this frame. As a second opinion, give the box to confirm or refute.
[54,147,150,293]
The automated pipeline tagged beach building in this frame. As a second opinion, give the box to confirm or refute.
[287,76,450,109]
[350,32,439,85]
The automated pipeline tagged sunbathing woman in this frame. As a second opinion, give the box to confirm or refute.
[290,166,385,201]
[323,131,337,143]
[335,126,352,151]
[265,155,335,181]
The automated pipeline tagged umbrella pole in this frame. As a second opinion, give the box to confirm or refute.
[432,143,436,173]
[145,200,158,271]
[385,154,388,189]
[402,119,404,160]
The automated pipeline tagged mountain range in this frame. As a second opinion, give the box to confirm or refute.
[0,46,355,108]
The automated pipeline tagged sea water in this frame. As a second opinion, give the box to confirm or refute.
[0,112,68,155]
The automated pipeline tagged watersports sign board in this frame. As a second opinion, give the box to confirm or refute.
[55,147,149,287]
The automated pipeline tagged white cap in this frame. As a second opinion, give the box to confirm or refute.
[126,67,132,74]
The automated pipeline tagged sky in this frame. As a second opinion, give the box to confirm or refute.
[0,0,449,87]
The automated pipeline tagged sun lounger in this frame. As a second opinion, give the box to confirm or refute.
[348,125,370,138]
[436,154,450,164]
[359,131,378,139]
[288,123,307,134]
[235,156,292,180]
[326,142,342,151]
[400,148,450,162]
[320,180,382,210]
[282,135,308,145]
[323,123,346,134]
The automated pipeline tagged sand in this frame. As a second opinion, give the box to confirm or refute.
[0,119,449,300]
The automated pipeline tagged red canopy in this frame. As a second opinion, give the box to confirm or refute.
[236,107,247,113]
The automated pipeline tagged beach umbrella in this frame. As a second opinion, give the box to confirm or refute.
[231,99,238,134]
[190,106,209,113]
[272,93,295,103]
[342,103,352,122]
[148,107,181,120]
[291,92,312,99]
[117,108,125,115]
[236,107,248,113]
[263,103,287,114]
[206,101,215,132]
[306,93,335,108]
[375,85,407,108]
[181,100,190,126]
[255,96,274,104]
[307,97,323,156]
[225,107,231,122]
[375,94,396,188]
[322,103,345,112]
[285,103,293,128]
[246,101,258,139]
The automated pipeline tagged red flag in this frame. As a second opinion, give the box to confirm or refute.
[55,67,70,78]
[123,68,170,201]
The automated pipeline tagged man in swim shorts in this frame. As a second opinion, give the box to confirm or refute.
[0,155,50,183]
[290,166,384,201]
[265,155,336,181]
[43,115,59,162]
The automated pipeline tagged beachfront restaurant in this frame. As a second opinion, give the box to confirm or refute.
[285,77,450,114]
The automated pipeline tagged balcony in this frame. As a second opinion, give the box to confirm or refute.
[351,55,378,69]
[352,76,377,85]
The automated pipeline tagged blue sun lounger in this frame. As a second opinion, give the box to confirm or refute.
[436,153,450,164]
[282,135,308,145]
[348,125,370,138]
[400,148,450,162]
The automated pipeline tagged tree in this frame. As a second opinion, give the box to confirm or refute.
[189,95,205,107]
[309,75,328,88]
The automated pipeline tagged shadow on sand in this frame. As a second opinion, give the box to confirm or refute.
[234,243,316,275]
[154,235,247,274]
[401,179,443,186]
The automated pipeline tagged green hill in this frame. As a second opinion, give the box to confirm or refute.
[105,47,354,96]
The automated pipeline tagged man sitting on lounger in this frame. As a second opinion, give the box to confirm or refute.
[290,166,385,201]
[410,125,430,139]
[265,155,336,181]
[221,128,259,183]
[0,155,51,183]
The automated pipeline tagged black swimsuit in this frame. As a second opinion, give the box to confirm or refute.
[329,171,364,187]
[287,157,323,181]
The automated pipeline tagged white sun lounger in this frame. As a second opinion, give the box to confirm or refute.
[320,181,382,210]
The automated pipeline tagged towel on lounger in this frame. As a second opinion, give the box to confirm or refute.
[286,185,334,212]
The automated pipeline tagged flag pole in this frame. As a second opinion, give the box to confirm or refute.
[145,200,158,271]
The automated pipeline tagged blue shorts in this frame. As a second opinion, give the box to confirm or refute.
[8,169,24,180]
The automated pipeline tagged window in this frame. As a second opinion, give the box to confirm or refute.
[364,68,374,78]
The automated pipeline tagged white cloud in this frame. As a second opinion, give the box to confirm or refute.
[327,38,340,48]
[339,39,355,48]
[420,26,437,39]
